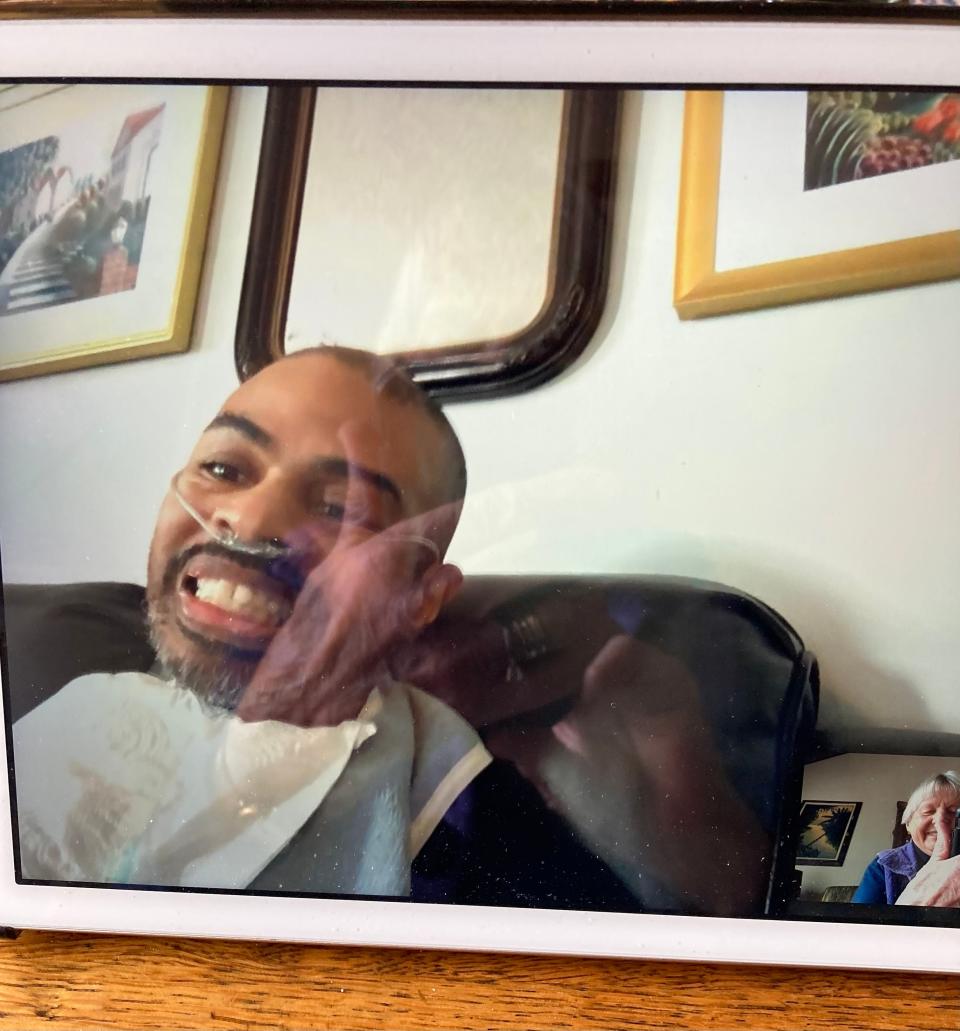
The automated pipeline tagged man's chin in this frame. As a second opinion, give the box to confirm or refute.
[147,604,263,713]
[154,646,254,714]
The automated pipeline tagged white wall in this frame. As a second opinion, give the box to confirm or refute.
[798,754,960,899]
[1,87,959,741]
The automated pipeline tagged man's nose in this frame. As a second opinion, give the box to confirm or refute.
[209,482,304,548]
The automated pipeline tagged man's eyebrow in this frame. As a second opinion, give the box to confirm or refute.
[204,412,275,449]
[313,457,402,505]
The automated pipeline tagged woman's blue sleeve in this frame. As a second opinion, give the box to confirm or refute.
[851,857,886,904]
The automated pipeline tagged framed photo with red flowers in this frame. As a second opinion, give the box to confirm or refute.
[674,90,960,319]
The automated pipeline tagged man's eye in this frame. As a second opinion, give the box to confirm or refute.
[316,500,346,521]
[313,498,381,531]
[201,460,243,483]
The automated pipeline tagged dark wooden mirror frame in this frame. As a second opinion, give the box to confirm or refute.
[234,85,622,402]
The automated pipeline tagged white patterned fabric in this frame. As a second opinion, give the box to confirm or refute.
[13,671,490,894]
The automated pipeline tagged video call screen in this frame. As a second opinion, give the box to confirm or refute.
[1,82,958,926]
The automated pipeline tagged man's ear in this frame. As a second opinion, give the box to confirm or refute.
[410,563,463,630]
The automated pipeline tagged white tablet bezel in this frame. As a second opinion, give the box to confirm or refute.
[1,14,959,972]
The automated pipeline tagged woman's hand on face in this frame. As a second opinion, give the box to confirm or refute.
[895,856,960,907]
[236,506,459,728]
[236,424,463,728]
[896,808,960,907]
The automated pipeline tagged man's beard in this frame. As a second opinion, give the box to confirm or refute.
[147,601,258,714]
[146,541,303,714]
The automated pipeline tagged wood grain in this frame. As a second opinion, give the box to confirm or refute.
[0,931,958,1030]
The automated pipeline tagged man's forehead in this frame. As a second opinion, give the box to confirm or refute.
[202,357,452,508]
[209,387,433,458]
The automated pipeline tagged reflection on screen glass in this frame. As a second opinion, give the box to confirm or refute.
[1,84,958,924]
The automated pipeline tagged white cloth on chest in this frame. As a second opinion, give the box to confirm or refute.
[13,671,490,894]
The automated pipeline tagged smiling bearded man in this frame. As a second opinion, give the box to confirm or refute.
[144,346,467,720]
[8,346,496,896]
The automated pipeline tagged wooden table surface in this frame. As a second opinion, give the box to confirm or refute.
[0,931,957,1029]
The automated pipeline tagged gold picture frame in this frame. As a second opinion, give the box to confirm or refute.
[0,84,227,382]
[674,91,960,320]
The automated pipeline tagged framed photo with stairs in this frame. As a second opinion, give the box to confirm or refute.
[0,84,226,382]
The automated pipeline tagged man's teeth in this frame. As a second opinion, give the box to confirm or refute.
[192,578,288,623]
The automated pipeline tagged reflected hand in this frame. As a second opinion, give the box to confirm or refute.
[481,634,709,777]
[236,426,462,728]
[391,590,622,730]
[896,810,960,907]
[486,633,769,916]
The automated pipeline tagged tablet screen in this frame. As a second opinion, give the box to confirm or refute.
[0,15,958,969]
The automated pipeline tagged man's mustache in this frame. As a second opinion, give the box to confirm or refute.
[161,541,308,598]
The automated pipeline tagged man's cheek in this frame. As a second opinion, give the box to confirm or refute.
[147,496,191,586]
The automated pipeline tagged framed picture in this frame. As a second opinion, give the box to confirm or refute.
[235,86,620,401]
[796,800,863,867]
[674,90,960,319]
[0,84,227,382]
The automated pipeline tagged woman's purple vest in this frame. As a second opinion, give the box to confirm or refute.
[876,842,926,903]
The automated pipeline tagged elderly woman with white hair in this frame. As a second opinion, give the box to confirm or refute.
[853,771,960,906]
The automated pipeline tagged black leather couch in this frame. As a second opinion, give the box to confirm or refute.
[2,574,818,915]
[431,574,820,915]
